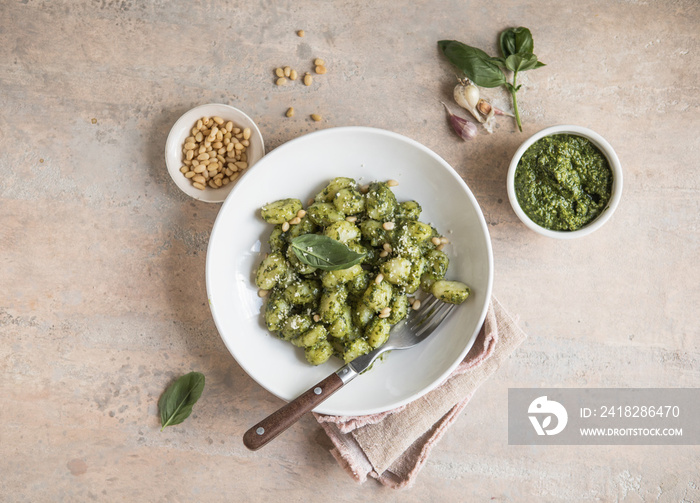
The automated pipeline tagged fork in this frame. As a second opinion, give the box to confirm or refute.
[243,296,456,450]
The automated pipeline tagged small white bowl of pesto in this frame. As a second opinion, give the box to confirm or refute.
[506,125,623,239]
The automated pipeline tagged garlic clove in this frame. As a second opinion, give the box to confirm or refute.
[441,102,477,141]
[454,83,486,124]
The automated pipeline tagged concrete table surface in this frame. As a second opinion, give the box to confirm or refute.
[1,0,698,501]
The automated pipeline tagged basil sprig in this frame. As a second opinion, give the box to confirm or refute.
[158,372,205,431]
[290,234,365,271]
[439,26,545,132]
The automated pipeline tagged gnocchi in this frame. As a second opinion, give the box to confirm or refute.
[255,177,471,366]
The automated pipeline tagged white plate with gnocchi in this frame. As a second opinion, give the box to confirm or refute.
[206,126,493,416]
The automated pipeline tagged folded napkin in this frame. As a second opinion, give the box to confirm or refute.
[314,296,527,489]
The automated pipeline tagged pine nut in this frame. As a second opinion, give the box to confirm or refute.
[195,132,203,142]
[258,289,269,298]
[214,178,223,187]
[382,243,392,252]
[196,119,203,129]
[315,65,327,74]
[186,150,194,160]
[282,222,290,232]
[311,113,322,122]
[275,67,284,78]
[243,128,251,140]
[194,165,206,173]
[382,221,395,231]
[283,66,291,77]
[179,166,188,173]
[440,237,450,244]
[212,116,224,125]
[276,77,287,86]
[289,69,298,80]
[235,161,248,170]
[379,250,389,258]
[185,171,196,179]
[225,121,233,132]
[297,30,305,37]
[314,58,325,66]
[437,244,445,251]
[387,179,399,187]
[193,182,205,190]
[345,216,357,222]
[193,175,206,183]
[313,314,321,322]
[359,184,369,193]
[412,300,421,310]
[375,274,384,284]
[289,217,301,225]
[184,142,196,150]
[297,209,306,218]
[432,237,441,246]
[303,74,313,86]
[286,107,295,117]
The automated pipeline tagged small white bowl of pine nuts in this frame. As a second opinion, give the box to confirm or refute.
[165,103,265,203]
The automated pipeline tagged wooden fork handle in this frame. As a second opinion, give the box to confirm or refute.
[243,372,345,451]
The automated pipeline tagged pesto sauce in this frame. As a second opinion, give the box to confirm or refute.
[514,134,613,231]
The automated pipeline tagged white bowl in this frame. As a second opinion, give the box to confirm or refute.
[506,125,623,239]
[165,103,265,203]
[205,126,493,416]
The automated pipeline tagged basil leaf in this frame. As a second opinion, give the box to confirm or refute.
[438,40,506,88]
[500,27,534,57]
[290,234,365,271]
[499,30,517,58]
[505,53,539,73]
[159,372,205,431]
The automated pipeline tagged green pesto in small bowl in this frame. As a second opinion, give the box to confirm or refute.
[514,134,613,231]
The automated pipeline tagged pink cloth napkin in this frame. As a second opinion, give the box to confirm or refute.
[314,296,527,489]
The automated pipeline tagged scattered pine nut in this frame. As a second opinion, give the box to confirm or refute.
[382,221,395,231]
[303,74,313,86]
[379,250,389,258]
[412,299,422,310]
[437,244,445,251]
[275,67,284,78]
[193,182,206,190]
[282,222,290,232]
[283,66,291,77]
[382,243,392,252]
[297,209,307,218]
[387,179,399,187]
[289,216,301,225]
[359,184,369,193]
[258,289,270,298]
[440,237,450,244]
[375,273,384,284]
[431,237,442,246]
[276,77,287,86]
[345,216,357,222]
[313,314,321,322]
[315,65,327,74]
[314,58,325,66]
[289,69,298,80]
[311,113,322,122]
[297,30,305,37]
